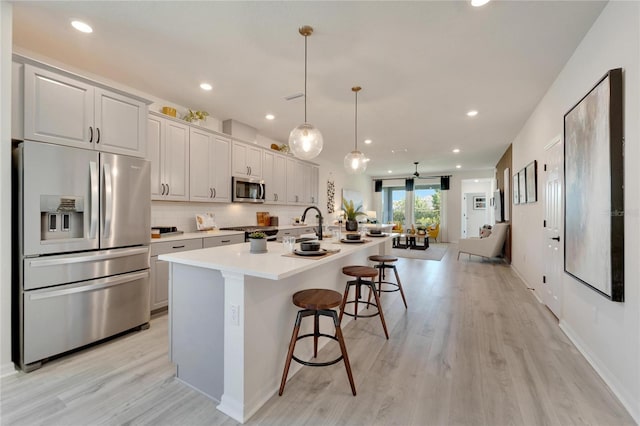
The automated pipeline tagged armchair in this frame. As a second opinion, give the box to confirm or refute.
[427,223,440,242]
[457,223,509,260]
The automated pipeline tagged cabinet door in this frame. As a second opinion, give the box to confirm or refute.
[94,88,147,157]
[148,115,164,199]
[24,64,94,149]
[247,145,263,178]
[232,142,249,176]
[286,157,301,204]
[164,120,190,201]
[300,162,312,205]
[189,128,214,202]
[150,256,169,311]
[273,153,287,204]
[310,165,319,205]
[262,151,276,203]
[212,136,231,202]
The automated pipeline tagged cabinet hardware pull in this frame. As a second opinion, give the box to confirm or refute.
[213,188,217,198]
[221,240,230,243]
[161,183,165,195]
[172,245,185,249]
[249,166,252,175]
[96,127,101,143]
[166,184,170,195]
[210,188,213,198]
[551,236,560,242]
[89,126,93,142]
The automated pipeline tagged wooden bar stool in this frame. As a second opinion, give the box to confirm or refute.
[368,255,408,309]
[339,266,389,339]
[279,288,356,396]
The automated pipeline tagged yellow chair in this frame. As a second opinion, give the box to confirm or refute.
[427,223,440,243]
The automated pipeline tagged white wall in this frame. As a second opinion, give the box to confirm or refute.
[0,1,14,378]
[511,2,639,421]
[446,170,495,243]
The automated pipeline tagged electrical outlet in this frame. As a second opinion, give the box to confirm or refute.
[231,304,240,326]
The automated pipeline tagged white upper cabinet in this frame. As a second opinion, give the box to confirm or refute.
[263,150,287,204]
[286,157,303,204]
[310,165,319,205]
[148,114,189,201]
[23,64,147,157]
[232,141,262,178]
[190,128,231,203]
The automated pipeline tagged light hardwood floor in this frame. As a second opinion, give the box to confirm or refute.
[1,246,635,425]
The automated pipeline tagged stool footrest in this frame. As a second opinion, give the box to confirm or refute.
[377,281,402,293]
[293,332,343,366]
[342,300,381,318]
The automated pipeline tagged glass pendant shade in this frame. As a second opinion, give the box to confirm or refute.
[344,150,368,174]
[289,123,323,160]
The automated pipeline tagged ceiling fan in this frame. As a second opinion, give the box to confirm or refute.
[412,162,422,178]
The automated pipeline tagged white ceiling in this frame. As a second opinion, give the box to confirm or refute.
[11,1,606,177]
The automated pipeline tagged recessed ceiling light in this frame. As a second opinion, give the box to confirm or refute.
[471,0,490,7]
[452,148,460,153]
[456,164,462,169]
[466,110,478,117]
[200,83,212,91]
[265,114,275,120]
[388,170,393,174]
[71,20,93,33]
[364,139,372,145]
[474,179,479,183]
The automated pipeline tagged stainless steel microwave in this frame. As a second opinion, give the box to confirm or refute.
[232,176,265,203]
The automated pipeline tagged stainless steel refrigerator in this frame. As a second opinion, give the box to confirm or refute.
[14,140,151,372]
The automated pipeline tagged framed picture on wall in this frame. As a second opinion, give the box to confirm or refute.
[473,196,486,210]
[518,170,526,204]
[513,173,519,205]
[564,68,624,301]
[525,160,537,203]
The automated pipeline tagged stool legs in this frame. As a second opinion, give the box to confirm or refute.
[279,309,356,396]
[340,277,389,340]
[368,263,408,309]
[279,313,302,396]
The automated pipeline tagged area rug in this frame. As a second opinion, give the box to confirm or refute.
[390,243,449,261]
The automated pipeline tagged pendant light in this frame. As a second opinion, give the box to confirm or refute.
[289,26,323,160]
[344,86,368,174]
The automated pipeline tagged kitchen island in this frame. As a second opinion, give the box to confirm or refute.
[159,235,392,423]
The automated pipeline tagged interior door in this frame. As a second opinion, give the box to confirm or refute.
[100,153,150,248]
[543,138,563,318]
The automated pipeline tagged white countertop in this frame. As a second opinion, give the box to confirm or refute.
[159,235,391,280]
[150,229,245,243]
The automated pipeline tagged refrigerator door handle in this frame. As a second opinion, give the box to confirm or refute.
[103,162,113,239]
[89,161,99,239]
[28,271,148,300]
[27,247,149,268]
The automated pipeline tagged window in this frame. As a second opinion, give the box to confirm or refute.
[382,187,406,224]
[414,184,441,226]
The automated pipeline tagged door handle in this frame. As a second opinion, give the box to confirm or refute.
[551,236,560,242]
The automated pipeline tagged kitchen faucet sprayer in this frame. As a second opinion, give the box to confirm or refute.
[301,206,323,240]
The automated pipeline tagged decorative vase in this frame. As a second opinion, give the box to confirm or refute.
[345,220,358,232]
[249,238,267,253]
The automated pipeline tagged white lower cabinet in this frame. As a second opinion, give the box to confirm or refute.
[149,239,203,312]
[203,234,245,248]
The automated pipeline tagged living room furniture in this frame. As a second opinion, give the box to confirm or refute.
[392,233,429,250]
[279,288,356,396]
[427,223,440,242]
[457,223,509,260]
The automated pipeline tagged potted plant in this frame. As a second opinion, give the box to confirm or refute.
[341,197,367,232]
[248,231,268,253]
[183,109,209,124]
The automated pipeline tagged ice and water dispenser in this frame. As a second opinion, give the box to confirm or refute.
[40,195,84,240]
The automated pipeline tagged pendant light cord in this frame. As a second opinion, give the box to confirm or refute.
[304,34,308,123]
[354,90,358,151]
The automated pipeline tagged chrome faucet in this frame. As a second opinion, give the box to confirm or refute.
[301,206,323,240]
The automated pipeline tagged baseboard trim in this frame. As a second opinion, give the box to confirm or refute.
[0,362,17,378]
[509,264,543,302]
[559,321,639,424]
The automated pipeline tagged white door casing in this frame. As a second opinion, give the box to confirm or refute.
[543,136,563,318]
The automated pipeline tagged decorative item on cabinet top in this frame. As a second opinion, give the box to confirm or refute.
[183,109,209,123]
[161,106,177,117]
